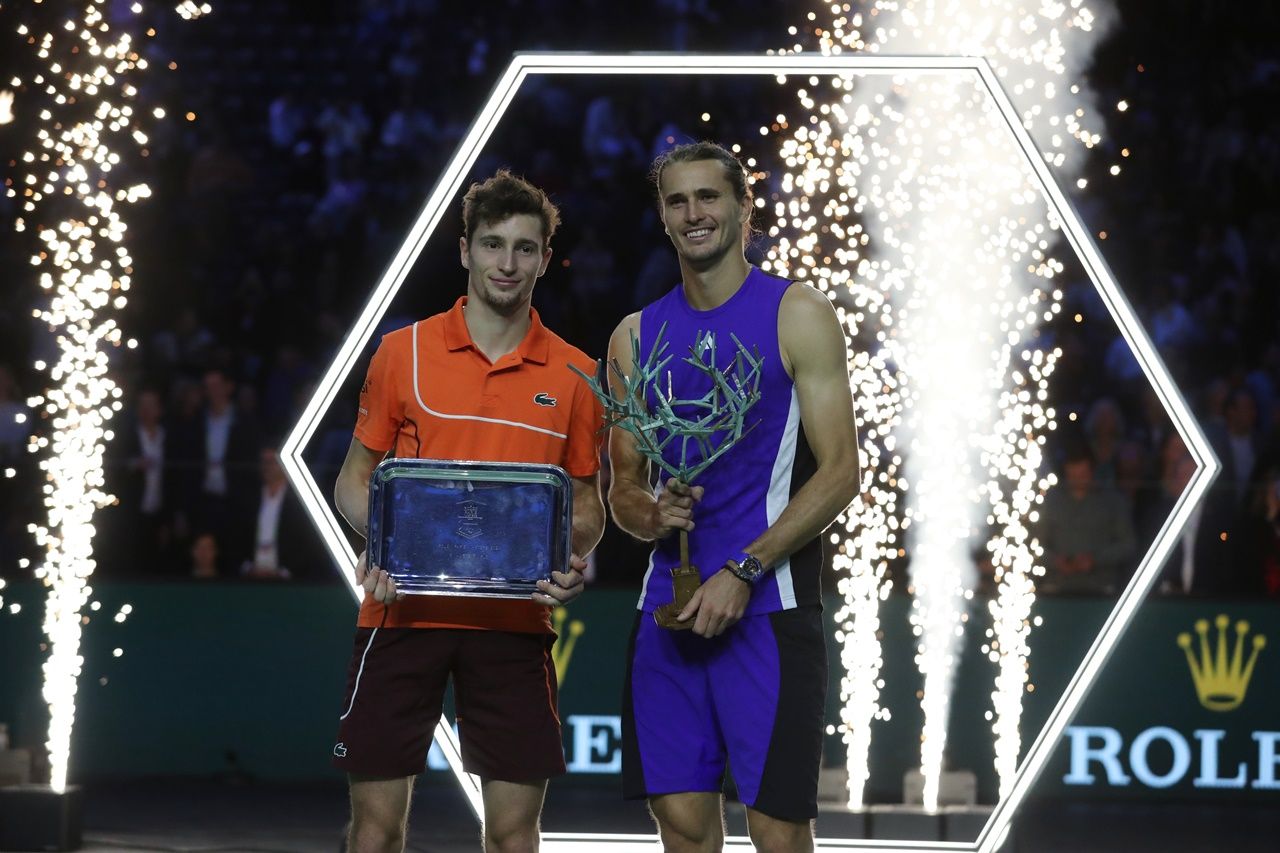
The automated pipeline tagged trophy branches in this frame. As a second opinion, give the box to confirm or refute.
[571,322,764,629]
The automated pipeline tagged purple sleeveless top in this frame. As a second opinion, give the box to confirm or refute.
[637,266,821,615]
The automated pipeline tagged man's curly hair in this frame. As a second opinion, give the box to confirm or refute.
[462,169,561,246]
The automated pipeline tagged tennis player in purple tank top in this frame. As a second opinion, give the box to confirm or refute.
[607,142,863,852]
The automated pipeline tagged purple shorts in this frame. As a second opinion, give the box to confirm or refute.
[621,606,827,821]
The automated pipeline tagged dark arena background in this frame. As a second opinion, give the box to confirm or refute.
[1,1,1279,851]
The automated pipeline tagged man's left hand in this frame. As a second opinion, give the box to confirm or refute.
[676,568,750,638]
[534,553,587,607]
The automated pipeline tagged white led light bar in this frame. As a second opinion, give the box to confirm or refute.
[280,53,1217,852]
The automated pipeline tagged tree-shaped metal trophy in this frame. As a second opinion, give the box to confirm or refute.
[572,323,763,630]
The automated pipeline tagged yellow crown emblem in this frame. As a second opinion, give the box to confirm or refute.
[551,608,586,686]
[1177,614,1266,712]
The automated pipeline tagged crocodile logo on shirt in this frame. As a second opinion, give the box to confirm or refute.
[533,392,557,407]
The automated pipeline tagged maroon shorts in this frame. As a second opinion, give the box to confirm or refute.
[331,626,565,782]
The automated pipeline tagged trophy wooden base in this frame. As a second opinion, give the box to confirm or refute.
[653,563,702,630]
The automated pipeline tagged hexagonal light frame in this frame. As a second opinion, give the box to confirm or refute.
[280,53,1218,852]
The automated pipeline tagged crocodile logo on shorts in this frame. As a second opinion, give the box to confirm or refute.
[534,392,557,407]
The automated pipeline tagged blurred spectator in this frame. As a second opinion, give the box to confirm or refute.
[1208,386,1262,505]
[1084,397,1126,487]
[633,243,682,307]
[107,388,175,573]
[170,368,260,569]
[565,226,618,356]
[1131,387,1170,466]
[267,91,308,152]
[308,154,368,239]
[386,28,426,102]
[1247,459,1280,597]
[1102,333,1143,386]
[1139,434,1213,595]
[379,94,438,154]
[1114,440,1148,507]
[186,122,254,199]
[465,32,490,77]
[1039,448,1137,595]
[1245,343,1280,433]
[582,94,645,181]
[260,346,314,437]
[189,531,221,580]
[236,447,324,580]
[1200,377,1231,432]
[316,97,370,179]
[653,0,721,51]
[1147,279,1199,354]
[1156,385,1268,596]
[151,308,217,375]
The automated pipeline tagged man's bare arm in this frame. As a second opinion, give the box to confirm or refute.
[334,438,387,539]
[536,473,605,606]
[334,438,399,602]
[745,283,861,567]
[571,472,605,558]
[605,311,704,542]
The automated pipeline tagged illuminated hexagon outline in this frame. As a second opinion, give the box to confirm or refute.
[280,53,1218,852]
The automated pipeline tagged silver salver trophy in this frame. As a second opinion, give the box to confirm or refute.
[572,323,762,629]
[367,458,573,597]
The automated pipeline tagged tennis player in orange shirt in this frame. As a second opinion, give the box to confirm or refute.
[331,170,605,853]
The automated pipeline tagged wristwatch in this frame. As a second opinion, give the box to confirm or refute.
[727,552,766,585]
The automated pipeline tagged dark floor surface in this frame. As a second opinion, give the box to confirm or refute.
[15,778,1277,852]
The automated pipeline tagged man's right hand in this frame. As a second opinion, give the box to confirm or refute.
[355,550,400,604]
[652,478,705,539]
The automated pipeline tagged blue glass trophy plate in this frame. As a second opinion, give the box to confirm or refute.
[367,458,572,598]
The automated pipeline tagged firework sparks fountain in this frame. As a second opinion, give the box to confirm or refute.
[0,2,206,848]
[769,0,1114,810]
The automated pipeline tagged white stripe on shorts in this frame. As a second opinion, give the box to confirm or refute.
[339,627,379,721]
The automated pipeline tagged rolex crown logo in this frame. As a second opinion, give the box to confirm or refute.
[1177,614,1266,712]
[551,608,586,685]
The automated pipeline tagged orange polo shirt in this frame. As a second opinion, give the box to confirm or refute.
[353,297,603,633]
